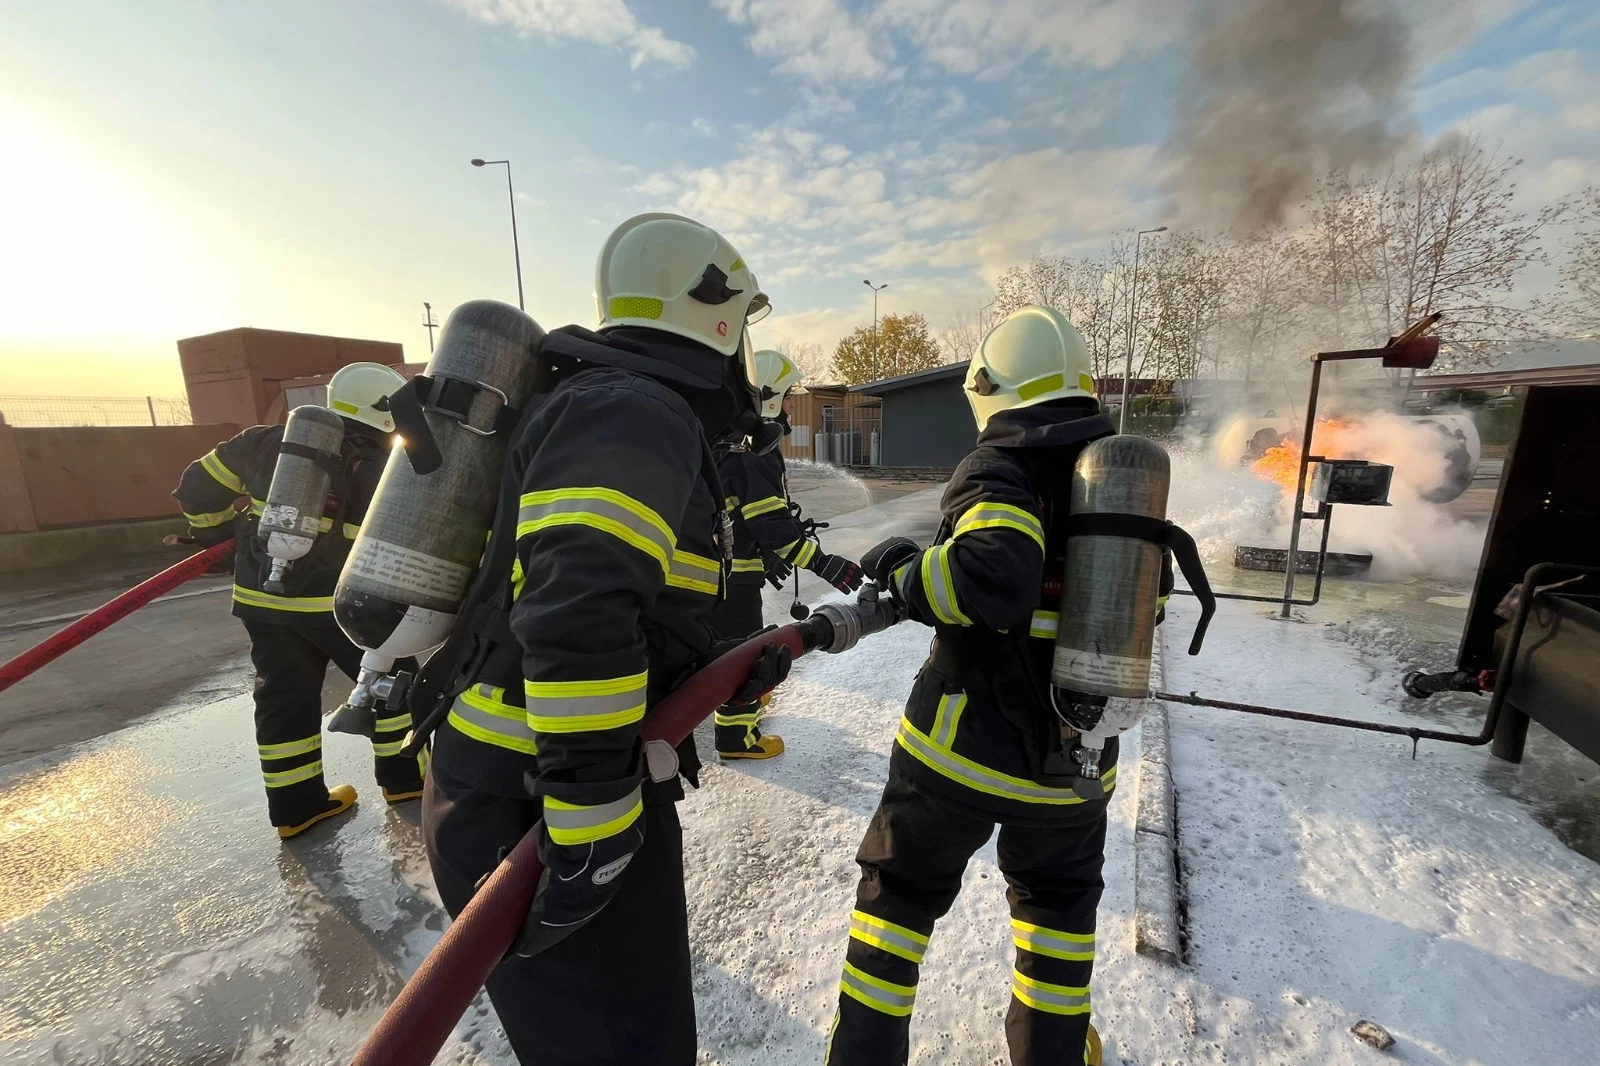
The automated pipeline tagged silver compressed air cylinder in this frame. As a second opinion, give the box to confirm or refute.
[334,300,545,667]
[1051,434,1171,699]
[260,404,346,593]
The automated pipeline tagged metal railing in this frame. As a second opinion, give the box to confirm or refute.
[0,395,192,427]
[814,406,883,467]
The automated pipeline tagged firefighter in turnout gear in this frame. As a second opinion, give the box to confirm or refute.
[825,307,1172,1066]
[712,348,862,759]
[173,362,426,839]
[421,213,787,1065]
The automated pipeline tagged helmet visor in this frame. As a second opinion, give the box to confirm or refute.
[745,291,771,324]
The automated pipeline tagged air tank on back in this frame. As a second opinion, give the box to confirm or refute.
[329,300,545,734]
[259,404,346,594]
[1051,434,1171,796]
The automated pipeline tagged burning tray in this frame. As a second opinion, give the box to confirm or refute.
[1235,544,1373,576]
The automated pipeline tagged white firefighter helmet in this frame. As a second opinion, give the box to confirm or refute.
[964,305,1096,431]
[327,362,407,433]
[596,213,771,365]
[753,349,804,419]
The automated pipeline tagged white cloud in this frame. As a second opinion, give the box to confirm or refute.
[713,0,892,83]
[446,0,695,70]
[691,117,719,137]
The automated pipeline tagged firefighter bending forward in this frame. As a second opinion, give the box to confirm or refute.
[826,306,1171,1066]
[713,348,863,759]
[423,214,788,1064]
[173,363,425,839]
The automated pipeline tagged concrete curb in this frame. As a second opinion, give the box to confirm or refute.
[1133,627,1184,964]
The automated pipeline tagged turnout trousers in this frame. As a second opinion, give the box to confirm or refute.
[825,761,1108,1066]
[242,619,424,827]
[707,583,770,754]
[423,763,697,1066]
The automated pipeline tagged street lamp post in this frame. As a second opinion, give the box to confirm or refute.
[422,302,439,354]
[1119,225,1167,433]
[471,158,525,311]
[864,279,888,378]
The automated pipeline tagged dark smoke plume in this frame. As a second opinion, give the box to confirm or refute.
[1165,0,1417,232]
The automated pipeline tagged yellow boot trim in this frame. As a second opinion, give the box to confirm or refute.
[720,734,785,760]
[277,784,357,839]
[1087,1022,1102,1065]
[382,786,424,804]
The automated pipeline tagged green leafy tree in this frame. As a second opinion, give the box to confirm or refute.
[833,312,943,385]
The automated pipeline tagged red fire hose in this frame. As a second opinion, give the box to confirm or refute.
[0,540,235,696]
[352,594,895,1066]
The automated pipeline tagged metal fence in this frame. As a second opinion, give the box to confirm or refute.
[0,395,193,428]
[815,404,883,467]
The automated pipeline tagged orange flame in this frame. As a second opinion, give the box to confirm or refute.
[1250,418,1358,492]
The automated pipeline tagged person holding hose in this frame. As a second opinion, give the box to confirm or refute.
[712,347,863,759]
[422,213,790,1064]
[172,362,425,839]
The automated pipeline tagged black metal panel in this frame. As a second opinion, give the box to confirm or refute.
[1459,385,1600,670]
[879,380,975,468]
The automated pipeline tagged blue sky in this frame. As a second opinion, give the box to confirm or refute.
[1,0,1596,395]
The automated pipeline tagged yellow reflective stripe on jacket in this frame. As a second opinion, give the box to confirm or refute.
[1029,610,1060,640]
[523,671,648,734]
[263,760,323,788]
[740,495,788,520]
[258,735,322,760]
[543,787,643,846]
[517,487,674,574]
[200,449,245,494]
[343,523,360,539]
[849,910,929,964]
[929,691,968,748]
[1011,971,1090,1015]
[232,586,335,613]
[895,719,1114,805]
[1012,919,1095,961]
[666,549,721,595]
[839,962,916,1017]
[731,557,765,574]
[447,684,538,754]
[954,502,1045,550]
[780,539,818,567]
[919,543,971,626]
[184,506,237,529]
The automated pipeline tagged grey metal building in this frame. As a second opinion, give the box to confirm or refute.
[851,362,974,470]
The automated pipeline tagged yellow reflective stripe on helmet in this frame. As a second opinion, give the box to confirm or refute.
[232,587,334,613]
[929,691,968,748]
[543,788,643,845]
[263,760,323,788]
[1012,919,1095,961]
[954,502,1045,551]
[523,671,648,734]
[448,684,538,755]
[1017,372,1066,403]
[609,296,664,320]
[1011,971,1090,1015]
[741,495,788,520]
[849,910,929,964]
[200,450,244,494]
[895,719,1114,805]
[919,543,971,626]
[666,549,721,595]
[839,962,916,1017]
[1029,610,1060,640]
[184,506,237,529]
[258,735,322,760]
[731,557,765,573]
[331,399,360,415]
[517,488,674,574]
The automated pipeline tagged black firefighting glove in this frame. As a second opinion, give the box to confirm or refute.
[507,806,646,959]
[861,537,920,587]
[730,638,792,706]
[188,523,234,548]
[764,551,794,591]
[809,552,864,593]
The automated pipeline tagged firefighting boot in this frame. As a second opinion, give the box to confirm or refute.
[1087,1023,1103,1066]
[376,752,427,804]
[720,733,786,760]
[277,784,357,839]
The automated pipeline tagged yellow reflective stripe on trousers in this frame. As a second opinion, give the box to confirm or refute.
[184,506,236,529]
[1029,610,1060,640]
[895,719,1114,805]
[954,502,1045,550]
[929,691,968,748]
[1012,919,1095,961]
[263,760,323,788]
[200,450,244,493]
[517,487,674,573]
[1011,971,1090,1015]
[233,586,335,613]
[447,684,538,755]
[839,962,916,1017]
[849,910,929,964]
[919,543,971,626]
[258,735,322,760]
[731,557,765,574]
[374,711,413,733]
[740,495,788,520]
[714,709,761,727]
[543,787,643,845]
[666,549,721,594]
[372,739,406,757]
[523,671,648,733]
